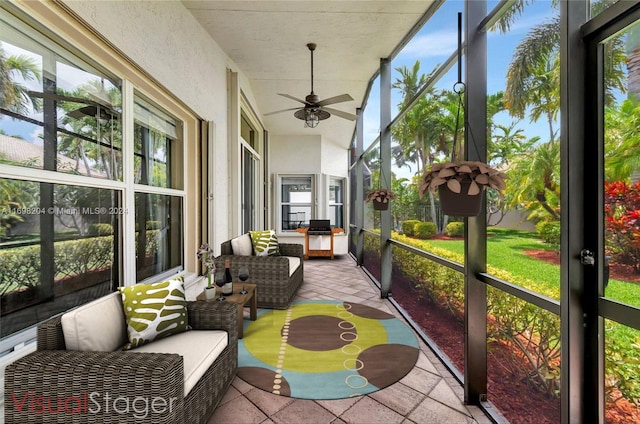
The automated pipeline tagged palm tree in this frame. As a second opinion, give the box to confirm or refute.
[490,121,536,166]
[392,60,428,111]
[0,45,41,113]
[506,138,561,220]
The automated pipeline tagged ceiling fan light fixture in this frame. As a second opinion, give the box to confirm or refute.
[294,107,330,128]
[305,110,319,128]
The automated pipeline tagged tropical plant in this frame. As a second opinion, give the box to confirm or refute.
[604,180,640,273]
[0,45,42,113]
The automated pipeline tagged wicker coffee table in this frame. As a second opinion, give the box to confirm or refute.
[197,282,257,338]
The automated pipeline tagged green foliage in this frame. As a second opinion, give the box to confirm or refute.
[387,232,561,396]
[402,220,421,236]
[146,220,161,230]
[414,221,436,239]
[445,222,464,237]
[0,237,114,296]
[55,236,113,277]
[87,223,113,236]
[0,244,40,295]
[535,220,560,251]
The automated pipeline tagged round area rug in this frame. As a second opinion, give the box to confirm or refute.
[237,299,419,400]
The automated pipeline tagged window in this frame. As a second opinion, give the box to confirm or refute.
[329,177,345,229]
[280,175,313,231]
[240,111,260,233]
[0,12,123,339]
[0,10,186,343]
[134,96,183,189]
[133,93,184,282]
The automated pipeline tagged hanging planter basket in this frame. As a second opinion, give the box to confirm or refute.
[438,183,484,217]
[372,198,389,211]
[366,188,396,211]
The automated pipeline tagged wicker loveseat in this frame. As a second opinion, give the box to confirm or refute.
[4,296,238,424]
[216,236,304,309]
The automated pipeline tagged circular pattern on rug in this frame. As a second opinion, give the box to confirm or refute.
[237,300,420,400]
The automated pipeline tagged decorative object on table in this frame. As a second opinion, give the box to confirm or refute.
[238,266,249,295]
[365,188,396,211]
[197,243,217,298]
[222,258,234,295]
[237,300,419,400]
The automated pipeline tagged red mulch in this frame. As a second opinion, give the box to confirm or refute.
[389,272,561,423]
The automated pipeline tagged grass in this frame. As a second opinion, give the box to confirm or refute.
[425,227,640,308]
[428,228,560,292]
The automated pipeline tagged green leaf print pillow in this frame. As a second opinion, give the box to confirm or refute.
[118,277,188,350]
[249,229,280,256]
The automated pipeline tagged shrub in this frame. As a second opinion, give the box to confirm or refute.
[146,220,162,230]
[402,220,421,237]
[445,222,464,237]
[414,222,436,239]
[87,223,113,236]
[536,220,560,250]
[605,180,640,272]
[0,236,114,295]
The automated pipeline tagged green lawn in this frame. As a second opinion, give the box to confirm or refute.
[425,227,640,308]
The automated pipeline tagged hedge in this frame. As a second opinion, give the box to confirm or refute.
[0,230,160,295]
[366,232,638,404]
[366,232,562,397]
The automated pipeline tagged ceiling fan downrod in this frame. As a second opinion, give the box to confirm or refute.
[308,43,316,98]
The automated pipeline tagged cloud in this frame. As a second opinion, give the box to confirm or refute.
[399,31,458,60]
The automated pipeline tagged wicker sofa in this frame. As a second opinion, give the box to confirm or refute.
[216,236,304,309]
[4,296,238,424]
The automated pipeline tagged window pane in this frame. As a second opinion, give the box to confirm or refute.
[281,176,312,230]
[133,95,183,189]
[330,178,344,228]
[0,179,119,338]
[0,17,123,180]
[135,192,183,281]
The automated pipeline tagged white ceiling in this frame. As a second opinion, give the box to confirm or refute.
[181,1,433,147]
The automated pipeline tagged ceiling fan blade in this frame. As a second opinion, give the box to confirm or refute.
[277,93,308,104]
[323,107,357,121]
[316,93,353,107]
[264,107,301,116]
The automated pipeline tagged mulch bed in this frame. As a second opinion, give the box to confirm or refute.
[389,271,561,424]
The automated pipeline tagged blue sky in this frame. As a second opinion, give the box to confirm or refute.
[361,0,558,173]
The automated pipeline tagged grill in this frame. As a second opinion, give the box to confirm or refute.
[307,219,332,235]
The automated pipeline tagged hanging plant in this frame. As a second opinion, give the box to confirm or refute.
[417,13,508,217]
[365,188,397,210]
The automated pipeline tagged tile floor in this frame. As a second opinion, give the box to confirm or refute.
[207,255,494,424]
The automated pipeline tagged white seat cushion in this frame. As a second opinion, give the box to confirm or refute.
[231,233,253,256]
[61,292,127,352]
[286,256,301,277]
[129,330,228,396]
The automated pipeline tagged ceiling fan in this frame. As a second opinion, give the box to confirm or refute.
[265,43,356,128]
